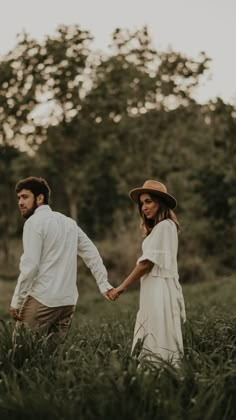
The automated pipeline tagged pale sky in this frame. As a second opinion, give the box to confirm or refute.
[1,0,236,104]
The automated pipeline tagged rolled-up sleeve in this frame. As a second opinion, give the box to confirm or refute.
[11,221,42,309]
[77,226,112,293]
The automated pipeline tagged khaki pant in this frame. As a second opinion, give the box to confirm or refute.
[16,295,75,344]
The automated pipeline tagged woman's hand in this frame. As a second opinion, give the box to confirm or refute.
[116,285,124,295]
[108,286,124,301]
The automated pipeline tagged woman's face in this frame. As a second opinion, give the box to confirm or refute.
[140,193,159,219]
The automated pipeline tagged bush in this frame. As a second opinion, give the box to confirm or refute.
[96,217,142,285]
[179,256,213,283]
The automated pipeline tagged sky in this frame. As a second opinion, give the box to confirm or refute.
[0,0,236,104]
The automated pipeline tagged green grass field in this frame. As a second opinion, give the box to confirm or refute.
[0,275,236,420]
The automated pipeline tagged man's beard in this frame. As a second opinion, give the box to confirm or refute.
[23,199,38,219]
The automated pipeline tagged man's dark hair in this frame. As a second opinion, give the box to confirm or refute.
[15,177,51,204]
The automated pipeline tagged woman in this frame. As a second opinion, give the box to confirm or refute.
[110,180,186,365]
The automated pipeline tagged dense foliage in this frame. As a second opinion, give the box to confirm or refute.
[0,25,235,277]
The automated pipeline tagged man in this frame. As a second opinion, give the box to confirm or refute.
[10,176,114,340]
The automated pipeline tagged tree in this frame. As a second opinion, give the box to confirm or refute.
[78,27,210,202]
[0,25,93,151]
[195,99,236,268]
[0,144,31,263]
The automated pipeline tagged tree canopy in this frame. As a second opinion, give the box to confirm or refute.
[0,25,235,276]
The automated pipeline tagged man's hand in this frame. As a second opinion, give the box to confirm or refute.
[103,289,114,301]
[103,287,123,301]
[9,307,22,321]
[102,288,120,301]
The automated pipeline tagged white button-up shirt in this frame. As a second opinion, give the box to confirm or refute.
[11,205,112,309]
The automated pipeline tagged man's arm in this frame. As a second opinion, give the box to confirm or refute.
[77,226,114,295]
[10,221,43,313]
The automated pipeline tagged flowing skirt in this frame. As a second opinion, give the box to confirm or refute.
[132,274,186,365]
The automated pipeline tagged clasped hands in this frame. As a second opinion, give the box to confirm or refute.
[103,286,124,301]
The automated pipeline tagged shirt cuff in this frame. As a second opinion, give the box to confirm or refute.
[99,281,114,294]
[10,295,21,309]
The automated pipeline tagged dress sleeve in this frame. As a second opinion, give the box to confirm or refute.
[137,220,177,271]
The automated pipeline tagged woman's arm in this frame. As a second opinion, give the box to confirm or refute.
[109,259,153,300]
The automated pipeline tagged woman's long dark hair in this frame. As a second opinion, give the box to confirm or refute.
[138,193,180,236]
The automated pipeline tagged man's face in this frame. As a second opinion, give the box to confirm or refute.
[17,189,38,219]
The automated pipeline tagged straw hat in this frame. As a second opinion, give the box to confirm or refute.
[129,180,177,209]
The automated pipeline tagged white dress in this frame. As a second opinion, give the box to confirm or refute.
[132,219,186,364]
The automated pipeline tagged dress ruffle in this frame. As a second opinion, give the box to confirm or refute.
[137,250,174,272]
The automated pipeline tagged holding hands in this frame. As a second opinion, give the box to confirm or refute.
[103,286,124,301]
[103,260,151,302]
[109,286,124,301]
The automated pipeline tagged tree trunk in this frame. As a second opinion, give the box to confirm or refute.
[68,197,78,222]
[1,237,10,264]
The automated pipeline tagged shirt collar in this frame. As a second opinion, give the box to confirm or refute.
[34,205,52,214]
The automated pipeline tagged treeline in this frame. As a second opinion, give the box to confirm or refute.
[0,25,235,280]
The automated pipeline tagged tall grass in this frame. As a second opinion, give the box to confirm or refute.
[0,315,235,418]
[0,276,235,419]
